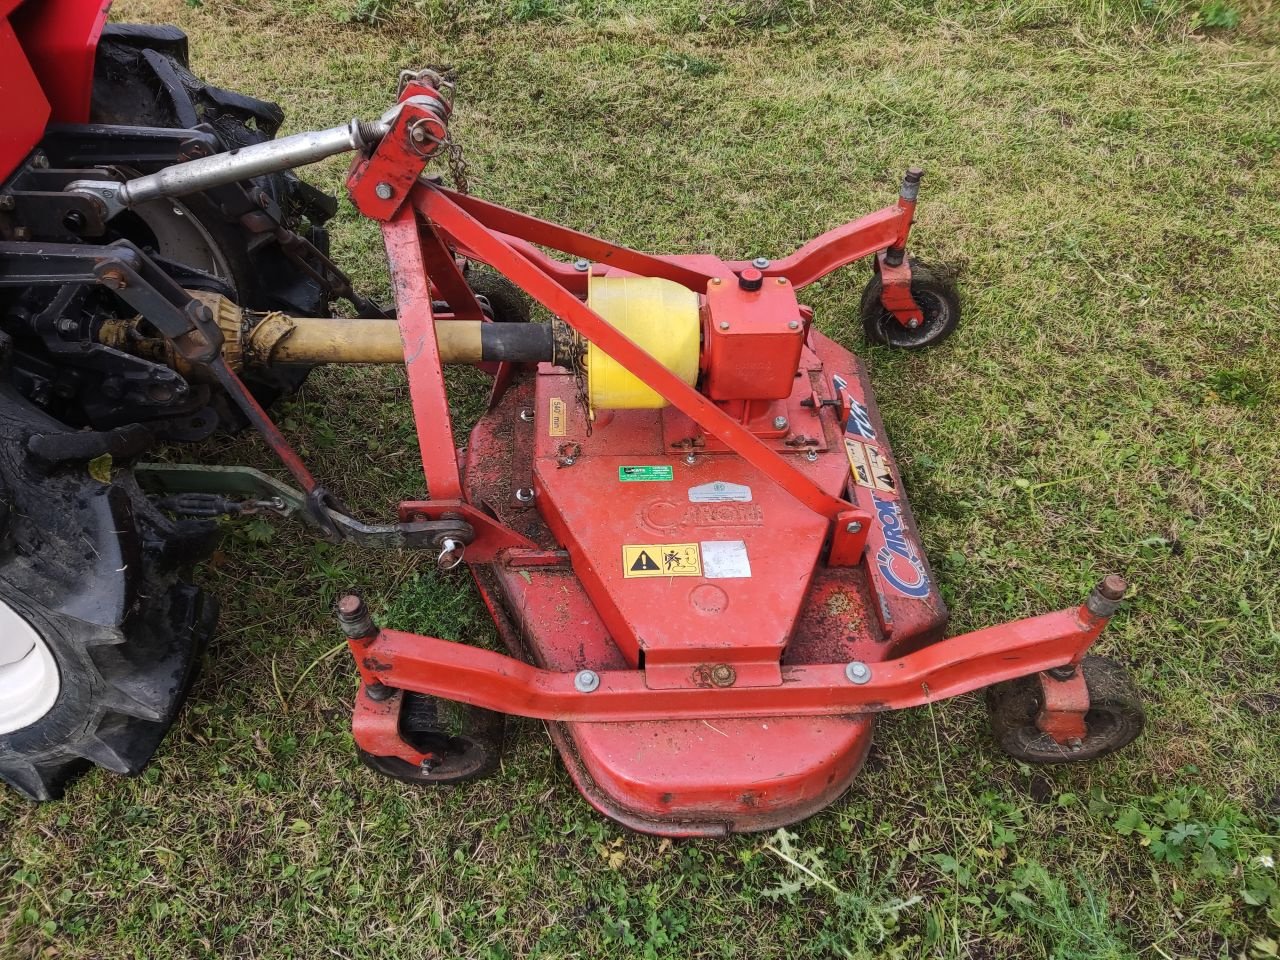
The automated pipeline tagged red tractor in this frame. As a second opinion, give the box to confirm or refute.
[0,0,1144,834]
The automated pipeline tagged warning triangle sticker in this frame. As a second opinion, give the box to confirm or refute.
[630,550,660,572]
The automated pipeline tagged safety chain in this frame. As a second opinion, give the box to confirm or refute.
[446,139,471,196]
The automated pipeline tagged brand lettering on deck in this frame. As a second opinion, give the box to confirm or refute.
[872,493,930,598]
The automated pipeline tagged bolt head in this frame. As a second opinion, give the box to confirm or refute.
[845,661,872,684]
[718,321,730,331]
[562,456,576,466]
[773,416,788,430]
[709,664,737,687]
[805,450,818,462]
[907,318,921,329]
[573,258,590,271]
[515,487,535,503]
[1099,574,1127,601]
[375,182,394,200]
[574,669,600,693]
[788,319,800,330]
[684,454,697,465]
[845,521,863,534]
[751,257,770,269]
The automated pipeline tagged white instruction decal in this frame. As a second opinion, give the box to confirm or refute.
[700,540,751,579]
[689,481,752,503]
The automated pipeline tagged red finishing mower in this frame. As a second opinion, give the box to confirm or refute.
[0,0,1144,835]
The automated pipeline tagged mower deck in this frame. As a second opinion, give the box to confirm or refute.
[464,327,945,833]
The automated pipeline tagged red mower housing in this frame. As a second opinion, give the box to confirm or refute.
[327,80,1138,835]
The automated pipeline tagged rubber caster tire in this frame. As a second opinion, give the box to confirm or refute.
[859,259,960,349]
[358,692,504,786]
[987,655,1145,764]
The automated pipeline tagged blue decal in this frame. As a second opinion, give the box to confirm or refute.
[832,373,848,392]
[872,494,930,599]
[846,398,877,441]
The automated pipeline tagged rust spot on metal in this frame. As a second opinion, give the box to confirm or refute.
[362,655,394,672]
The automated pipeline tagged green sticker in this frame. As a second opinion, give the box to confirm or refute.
[619,465,674,482]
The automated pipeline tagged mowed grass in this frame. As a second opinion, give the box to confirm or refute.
[3,0,1280,957]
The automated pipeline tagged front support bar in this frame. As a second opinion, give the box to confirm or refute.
[339,578,1125,724]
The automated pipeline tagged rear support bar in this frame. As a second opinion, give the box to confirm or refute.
[339,579,1123,723]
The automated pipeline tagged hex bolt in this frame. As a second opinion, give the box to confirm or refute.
[336,593,377,640]
[515,487,535,503]
[410,124,428,144]
[62,210,86,232]
[907,318,921,329]
[364,680,395,701]
[684,453,697,465]
[519,408,535,422]
[718,321,730,331]
[711,277,723,285]
[788,320,800,330]
[562,456,576,466]
[1086,574,1129,618]
[773,415,789,430]
[845,521,863,535]
[1099,574,1127,601]
[574,669,600,693]
[419,758,437,774]
[805,449,819,462]
[573,258,590,272]
[845,661,872,685]
[0,194,15,211]
[1047,664,1078,681]
[375,182,394,200]
[709,664,737,687]
[752,257,770,269]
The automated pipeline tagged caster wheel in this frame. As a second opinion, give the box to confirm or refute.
[987,655,1145,764]
[358,692,505,785]
[466,268,531,324]
[859,259,960,349]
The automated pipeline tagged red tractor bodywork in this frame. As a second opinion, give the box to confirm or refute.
[1,0,109,180]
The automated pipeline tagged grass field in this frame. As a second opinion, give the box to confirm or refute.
[3,0,1280,956]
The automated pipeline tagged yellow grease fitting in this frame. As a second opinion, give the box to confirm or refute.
[585,276,700,410]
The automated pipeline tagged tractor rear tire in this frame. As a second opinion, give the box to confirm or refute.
[0,390,218,800]
[90,27,335,418]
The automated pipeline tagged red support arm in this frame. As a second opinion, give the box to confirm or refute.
[383,207,464,500]
[417,185,855,523]
[443,188,719,291]
[349,601,1112,723]
[726,205,911,290]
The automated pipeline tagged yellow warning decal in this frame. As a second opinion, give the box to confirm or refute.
[844,437,896,492]
[548,397,567,437]
[623,543,702,578]
[864,444,896,492]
